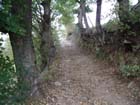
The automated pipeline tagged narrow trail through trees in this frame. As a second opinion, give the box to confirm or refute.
[40,38,139,105]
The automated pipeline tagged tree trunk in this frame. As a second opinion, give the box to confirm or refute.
[9,0,39,96]
[117,0,129,24]
[83,12,89,29]
[82,1,89,29]
[96,0,102,33]
[96,0,104,44]
[40,0,55,71]
[78,0,83,31]
[78,7,83,29]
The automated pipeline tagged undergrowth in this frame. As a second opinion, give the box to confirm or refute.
[80,40,140,78]
[0,38,30,105]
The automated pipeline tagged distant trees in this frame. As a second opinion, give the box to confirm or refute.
[54,0,92,31]
[53,0,75,25]
[77,0,90,29]
[77,0,140,47]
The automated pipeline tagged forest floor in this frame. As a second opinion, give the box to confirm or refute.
[30,37,140,105]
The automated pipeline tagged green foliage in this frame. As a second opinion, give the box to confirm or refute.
[0,39,27,105]
[120,65,140,77]
[94,46,107,60]
[85,5,92,13]
[2,35,13,59]
[0,39,16,104]
[73,5,92,14]
[51,27,60,47]
[129,11,140,24]
[103,18,119,32]
[53,0,76,25]
[0,0,25,35]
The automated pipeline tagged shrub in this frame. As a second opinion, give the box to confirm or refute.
[103,18,119,32]
[120,65,140,77]
[0,38,25,105]
[95,47,107,60]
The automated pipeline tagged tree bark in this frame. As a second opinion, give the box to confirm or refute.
[40,0,55,71]
[9,0,39,96]
[82,1,89,29]
[77,0,90,30]
[78,6,83,29]
[96,0,102,33]
[96,0,104,45]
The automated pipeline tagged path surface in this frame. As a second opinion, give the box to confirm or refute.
[40,38,139,105]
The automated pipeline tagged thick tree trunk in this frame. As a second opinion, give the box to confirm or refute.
[117,0,129,24]
[9,0,39,96]
[9,34,38,86]
[40,0,55,71]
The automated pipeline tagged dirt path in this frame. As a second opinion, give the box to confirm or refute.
[36,38,139,105]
